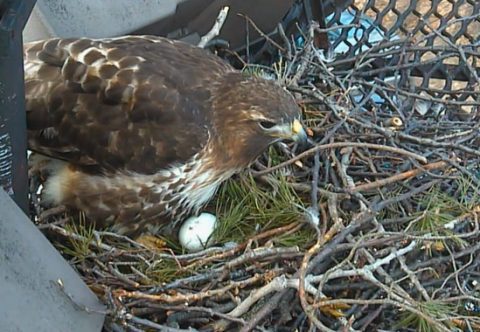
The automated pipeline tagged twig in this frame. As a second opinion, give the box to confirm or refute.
[126,315,198,332]
[115,274,265,303]
[351,160,448,193]
[197,6,230,48]
[238,14,286,52]
[255,142,427,176]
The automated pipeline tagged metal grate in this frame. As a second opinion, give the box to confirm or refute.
[321,0,480,103]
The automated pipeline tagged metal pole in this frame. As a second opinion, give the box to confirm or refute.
[0,0,36,213]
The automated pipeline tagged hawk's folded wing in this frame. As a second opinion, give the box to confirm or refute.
[24,36,233,174]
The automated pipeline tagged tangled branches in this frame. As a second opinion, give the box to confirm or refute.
[31,6,480,332]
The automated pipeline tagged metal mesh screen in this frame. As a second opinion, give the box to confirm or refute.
[321,0,480,106]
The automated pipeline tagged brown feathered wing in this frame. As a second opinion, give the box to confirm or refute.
[24,36,234,174]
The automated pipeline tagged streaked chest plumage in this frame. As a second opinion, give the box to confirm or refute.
[41,151,233,236]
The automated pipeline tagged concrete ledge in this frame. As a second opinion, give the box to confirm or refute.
[0,189,105,332]
[24,0,188,42]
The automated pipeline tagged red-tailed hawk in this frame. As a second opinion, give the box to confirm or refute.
[24,35,306,236]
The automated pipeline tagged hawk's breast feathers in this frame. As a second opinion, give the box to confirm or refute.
[25,35,305,236]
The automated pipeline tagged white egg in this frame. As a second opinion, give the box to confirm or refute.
[178,213,217,252]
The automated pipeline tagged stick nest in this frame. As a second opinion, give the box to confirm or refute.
[30,19,480,332]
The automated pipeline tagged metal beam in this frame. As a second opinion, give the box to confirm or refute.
[0,0,36,213]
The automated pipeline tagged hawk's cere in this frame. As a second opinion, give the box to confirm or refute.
[24,35,307,236]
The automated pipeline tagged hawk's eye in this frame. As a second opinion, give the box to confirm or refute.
[259,120,276,130]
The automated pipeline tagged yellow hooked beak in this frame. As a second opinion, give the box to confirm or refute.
[292,119,306,142]
[272,119,308,144]
[290,119,308,144]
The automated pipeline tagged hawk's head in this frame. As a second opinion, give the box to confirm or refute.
[211,74,307,169]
